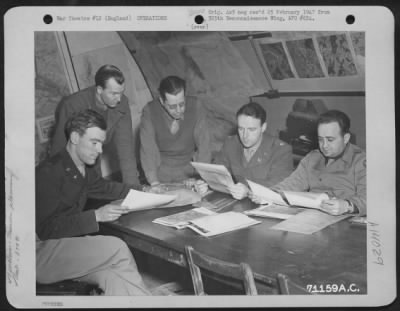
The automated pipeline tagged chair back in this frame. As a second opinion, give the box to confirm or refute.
[185,245,258,295]
[185,246,310,295]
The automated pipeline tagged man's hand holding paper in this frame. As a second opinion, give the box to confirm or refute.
[95,203,130,222]
[228,183,249,200]
[320,198,352,216]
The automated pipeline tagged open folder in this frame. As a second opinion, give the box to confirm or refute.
[119,189,177,211]
[191,162,234,193]
[247,180,329,210]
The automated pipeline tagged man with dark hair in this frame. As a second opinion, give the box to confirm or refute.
[253,110,366,216]
[36,109,150,295]
[50,64,140,186]
[139,75,211,185]
[205,102,293,200]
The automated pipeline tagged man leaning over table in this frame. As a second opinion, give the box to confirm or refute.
[198,102,293,200]
[139,75,211,188]
[36,109,150,295]
[251,110,366,216]
[50,64,140,186]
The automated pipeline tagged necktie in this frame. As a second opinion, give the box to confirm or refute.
[78,165,86,177]
[244,148,255,162]
[170,119,180,134]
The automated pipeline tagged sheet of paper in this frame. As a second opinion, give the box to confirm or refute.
[283,191,329,209]
[153,207,216,229]
[187,211,261,237]
[191,162,234,193]
[271,209,350,234]
[246,180,287,205]
[121,189,176,211]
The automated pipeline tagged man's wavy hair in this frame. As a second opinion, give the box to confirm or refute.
[64,109,107,139]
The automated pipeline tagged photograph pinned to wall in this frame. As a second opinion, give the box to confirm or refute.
[286,38,325,78]
[316,33,358,77]
[35,115,55,143]
[258,41,295,80]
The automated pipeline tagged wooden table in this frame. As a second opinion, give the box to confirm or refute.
[100,192,367,294]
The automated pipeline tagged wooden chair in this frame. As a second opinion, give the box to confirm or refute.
[185,245,258,295]
[184,246,309,295]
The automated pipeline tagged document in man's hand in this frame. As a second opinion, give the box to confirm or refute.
[186,211,261,237]
[121,189,177,211]
[247,180,287,205]
[191,162,234,193]
[282,191,329,209]
[152,207,216,229]
[247,180,329,210]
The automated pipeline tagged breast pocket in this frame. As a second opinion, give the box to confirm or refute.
[59,180,85,209]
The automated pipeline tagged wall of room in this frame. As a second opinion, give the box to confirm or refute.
[233,31,366,150]
[35,32,71,165]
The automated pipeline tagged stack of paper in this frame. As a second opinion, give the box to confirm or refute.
[186,211,261,237]
[153,207,216,229]
[244,204,304,220]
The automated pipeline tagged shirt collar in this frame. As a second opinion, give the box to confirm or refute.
[60,147,86,179]
[323,143,353,165]
[243,135,263,157]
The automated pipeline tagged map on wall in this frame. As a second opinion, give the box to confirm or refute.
[350,32,365,57]
[259,42,295,80]
[316,34,358,77]
[286,38,324,78]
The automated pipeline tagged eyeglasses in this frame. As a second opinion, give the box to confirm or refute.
[164,101,185,111]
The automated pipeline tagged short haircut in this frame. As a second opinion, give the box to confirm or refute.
[158,76,186,101]
[64,109,107,139]
[317,110,350,135]
[236,102,267,125]
[94,64,125,88]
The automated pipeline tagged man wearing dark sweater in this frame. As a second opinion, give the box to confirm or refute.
[139,75,211,185]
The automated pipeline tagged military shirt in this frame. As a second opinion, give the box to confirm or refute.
[274,143,366,216]
[36,149,134,240]
[214,133,293,187]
